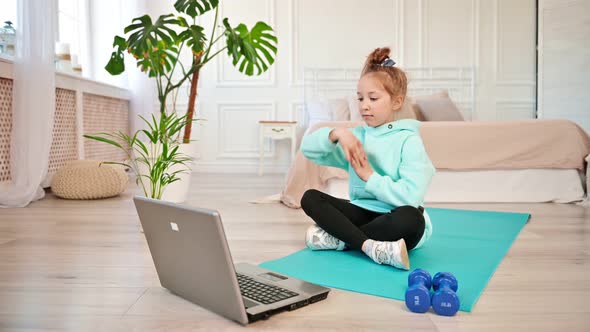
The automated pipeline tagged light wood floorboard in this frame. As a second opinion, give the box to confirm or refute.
[0,173,588,331]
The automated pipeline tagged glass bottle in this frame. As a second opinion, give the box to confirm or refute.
[0,21,16,56]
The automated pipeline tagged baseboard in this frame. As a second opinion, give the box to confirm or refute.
[193,161,291,174]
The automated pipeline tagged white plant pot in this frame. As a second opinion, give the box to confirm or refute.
[161,142,196,203]
[135,142,196,203]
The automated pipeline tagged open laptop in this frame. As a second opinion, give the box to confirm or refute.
[133,196,330,325]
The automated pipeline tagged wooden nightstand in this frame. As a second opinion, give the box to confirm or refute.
[258,121,298,176]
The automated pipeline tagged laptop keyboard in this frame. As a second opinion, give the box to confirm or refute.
[236,273,299,305]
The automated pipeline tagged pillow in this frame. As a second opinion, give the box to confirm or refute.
[330,98,350,122]
[305,97,350,134]
[348,95,417,122]
[412,91,464,121]
[397,96,418,120]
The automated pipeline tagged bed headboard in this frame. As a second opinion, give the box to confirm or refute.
[303,66,476,121]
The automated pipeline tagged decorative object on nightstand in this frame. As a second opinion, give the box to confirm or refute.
[258,121,297,176]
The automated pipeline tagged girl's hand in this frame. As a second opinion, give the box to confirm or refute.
[329,128,366,165]
[351,154,374,182]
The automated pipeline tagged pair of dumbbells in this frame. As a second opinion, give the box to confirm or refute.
[404,268,460,316]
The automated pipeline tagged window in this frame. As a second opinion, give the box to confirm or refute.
[0,1,18,57]
[58,0,91,75]
[1,1,17,27]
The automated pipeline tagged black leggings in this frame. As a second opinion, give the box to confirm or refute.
[301,189,425,250]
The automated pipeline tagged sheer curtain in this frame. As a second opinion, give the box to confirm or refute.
[0,0,57,207]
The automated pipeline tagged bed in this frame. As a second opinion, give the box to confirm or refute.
[280,67,590,207]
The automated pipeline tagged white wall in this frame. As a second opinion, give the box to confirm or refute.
[140,0,537,173]
[538,0,590,133]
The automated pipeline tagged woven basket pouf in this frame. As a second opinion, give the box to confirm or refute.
[51,160,128,200]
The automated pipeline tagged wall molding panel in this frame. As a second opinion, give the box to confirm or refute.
[216,102,276,159]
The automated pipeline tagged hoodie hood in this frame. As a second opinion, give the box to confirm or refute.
[364,119,421,137]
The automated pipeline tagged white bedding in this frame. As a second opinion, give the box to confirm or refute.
[325,168,586,203]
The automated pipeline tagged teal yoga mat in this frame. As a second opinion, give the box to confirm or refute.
[260,207,529,312]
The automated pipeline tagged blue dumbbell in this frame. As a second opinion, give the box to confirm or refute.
[431,272,460,316]
[405,268,432,313]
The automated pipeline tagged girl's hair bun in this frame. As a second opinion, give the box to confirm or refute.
[366,47,391,67]
[360,46,408,108]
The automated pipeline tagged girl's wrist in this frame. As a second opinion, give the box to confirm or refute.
[363,171,374,182]
[329,128,341,143]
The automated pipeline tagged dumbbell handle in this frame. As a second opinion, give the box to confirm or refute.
[411,275,430,287]
[437,279,453,290]
[433,273,458,293]
[409,269,433,289]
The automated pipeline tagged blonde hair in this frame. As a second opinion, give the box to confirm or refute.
[361,47,414,120]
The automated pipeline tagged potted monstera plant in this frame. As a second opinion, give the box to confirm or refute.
[84,0,278,202]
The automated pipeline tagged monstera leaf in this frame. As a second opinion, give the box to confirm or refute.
[174,0,219,18]
[177,19,207,55]
[125,14,179,56]
[105,36,128,75]
[135,40,179,77]
[106,14,184,76]
[223,18,277,76]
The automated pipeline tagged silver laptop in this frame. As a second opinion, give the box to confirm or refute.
[133,196,330,325]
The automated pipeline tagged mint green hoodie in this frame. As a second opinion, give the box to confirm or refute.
[301,119,435,249]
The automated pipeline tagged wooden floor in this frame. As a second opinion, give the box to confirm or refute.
[0,173,589,331]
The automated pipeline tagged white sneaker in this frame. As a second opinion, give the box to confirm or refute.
[362,238,410,270]
[305,225,346,250]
